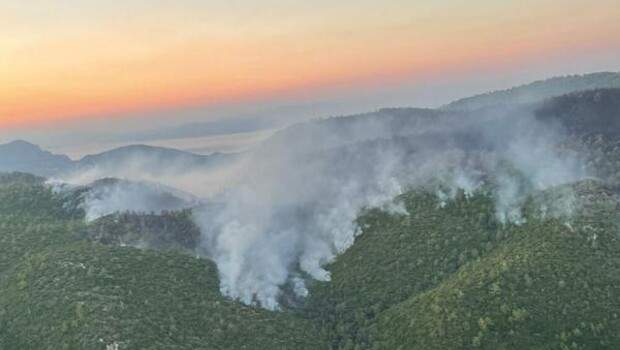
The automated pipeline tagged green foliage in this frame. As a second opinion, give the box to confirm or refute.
[306,182,620,349]
[0,243,324,349]
[85,210,201,252]
[2,171,620,349]
[0,173,78,220]
[0,176,325,349]
[306,190,504,348]
[374,212,620,350]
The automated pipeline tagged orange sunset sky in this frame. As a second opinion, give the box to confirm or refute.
[1,0,620,130]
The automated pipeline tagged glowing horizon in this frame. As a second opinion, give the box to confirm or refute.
[2,0,619,128]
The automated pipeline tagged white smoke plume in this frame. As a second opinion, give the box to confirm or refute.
[80,180,201,221]
[194,132,409,309]
[54,105,589,310]
[59,149,241,198]
[189,106,587,309]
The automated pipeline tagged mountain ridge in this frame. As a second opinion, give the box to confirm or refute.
[3,71,619,178]
[0,141,236,178]
[443,71,620,111]
[0,140,74,177]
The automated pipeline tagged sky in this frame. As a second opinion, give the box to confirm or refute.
[1,0,620,155]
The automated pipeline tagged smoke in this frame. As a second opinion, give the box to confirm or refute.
[52,104,589,310]
[80,180,201,221]
[193,134,409,309]
[188,105,587,309]
[48,178,201,221]
[59,150,241,198]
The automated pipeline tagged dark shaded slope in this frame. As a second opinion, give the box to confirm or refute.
[84,210,201,252]
[535,89,620,185]
[536,88,620,137]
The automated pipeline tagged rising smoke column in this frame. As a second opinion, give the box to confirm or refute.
[194,133,410,309]
[193,106,587,309]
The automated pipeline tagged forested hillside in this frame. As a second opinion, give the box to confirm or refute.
[0,173,324,349]
[2,171,620,349]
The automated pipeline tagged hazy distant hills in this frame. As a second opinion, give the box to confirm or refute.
[77,144,236,177]
[80,145,212,166]
[0,142,236,178]
[0,140,74,177]
[2,71,618,178]
[263,73,620,157]
[443,71,620,111]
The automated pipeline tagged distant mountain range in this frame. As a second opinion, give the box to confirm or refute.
[77,144,235,176]
[0,140,74,177]
[0,141,236,178]
[1,71,619,178]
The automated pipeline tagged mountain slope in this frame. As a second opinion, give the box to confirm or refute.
[307,181,620,349]
[534,88,620,185]
[0,174,326,349]
[536,88,620,137]
[306,190,498,348]
[374,183,620,350]
[0,243,325,349]
[443,72,620,111]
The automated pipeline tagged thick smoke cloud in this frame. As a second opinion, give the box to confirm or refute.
[53,105,588,310]
[194,136,409,309]
[190,106,586,309]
